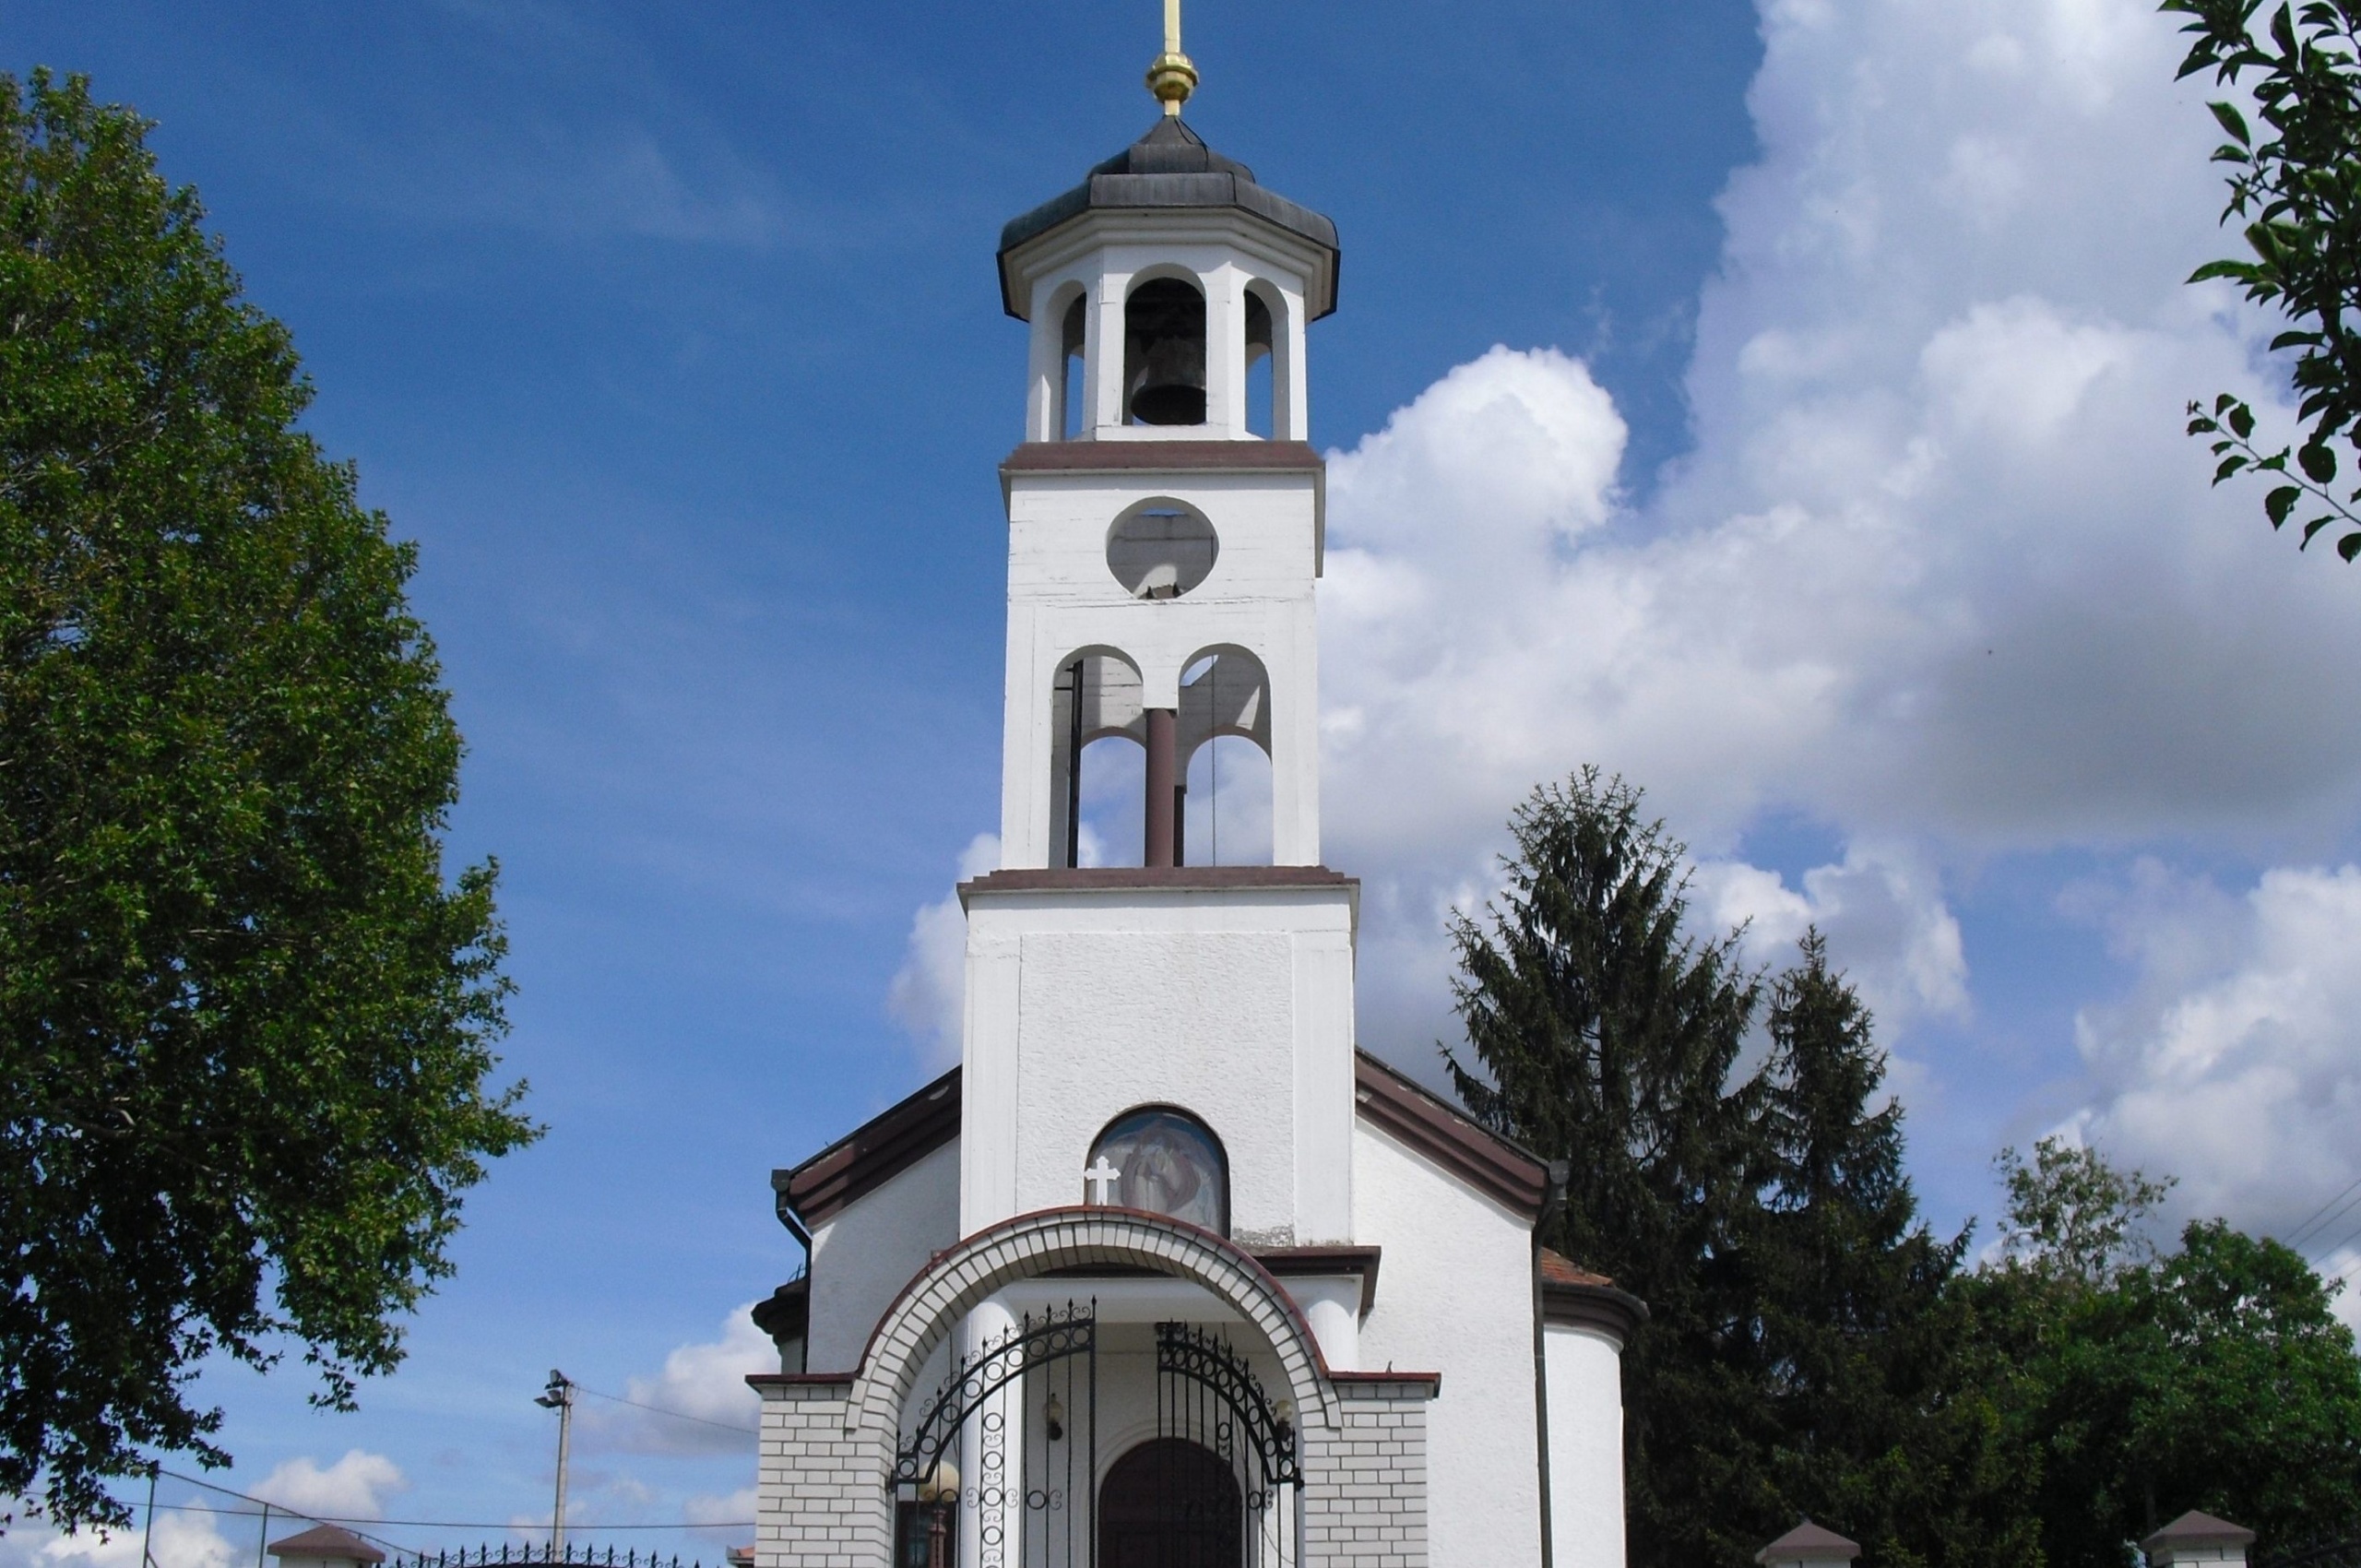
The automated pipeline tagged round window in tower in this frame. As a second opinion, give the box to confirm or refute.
[1085,1108,1228,1234]
[1106,502,1218,600]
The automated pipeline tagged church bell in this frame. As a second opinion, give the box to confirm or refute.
[1123,278,1208,425]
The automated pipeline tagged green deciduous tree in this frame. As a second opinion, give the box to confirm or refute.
[1973,1141,2361,1565]
[1994,1135,2174,1287]
[2166,0,2361,560]
[0,69,538,1533]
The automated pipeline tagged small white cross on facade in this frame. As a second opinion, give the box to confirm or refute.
[1083,1157,1121,1206]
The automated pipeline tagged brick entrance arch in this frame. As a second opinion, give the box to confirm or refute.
[848,1206,1336,1439]
[753,1210,1433,1568]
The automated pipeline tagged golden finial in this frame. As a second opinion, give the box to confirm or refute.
[1145,0,1197,115]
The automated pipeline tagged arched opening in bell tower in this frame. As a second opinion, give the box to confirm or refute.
[1076,735,1145,867]
[1179,646,1274,866]
[1123,275,1208,426]
[1060,292,1087,440]
[1242,279,1294,442]
[1184,737,1273,866]
[1049,647,1147,869]
[1244,284,1275,440]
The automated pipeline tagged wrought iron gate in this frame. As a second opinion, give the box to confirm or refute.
[889,1309,1299,1568]
[1149,1322,1300,1568]
[894,1303,1097,1568]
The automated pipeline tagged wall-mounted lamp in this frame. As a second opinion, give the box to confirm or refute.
[1045,1393,1066,1443]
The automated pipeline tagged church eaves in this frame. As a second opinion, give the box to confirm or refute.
[770,1048,1556,1233]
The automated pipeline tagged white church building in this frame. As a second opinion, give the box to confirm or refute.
[747,18,1643,1568]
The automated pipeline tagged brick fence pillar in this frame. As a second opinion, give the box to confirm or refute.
[752,1375,894,1568]
[1299,1373,1436,1568]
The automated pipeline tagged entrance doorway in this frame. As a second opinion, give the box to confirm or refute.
[1097,1439,1241,1568]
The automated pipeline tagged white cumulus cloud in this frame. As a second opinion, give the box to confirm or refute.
[1691,843,1968,1031]
[31,1505,235,1568]
[2070,861,2361,1245]
[587,1304,771,1455]
[682,1488,756,1529]
[254,1451,409,1521]
[1311,0,2361,1196]
[886,833,1000,1066]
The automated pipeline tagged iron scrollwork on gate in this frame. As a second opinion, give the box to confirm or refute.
[894,1303,1097,1489]
[1154,1320,1302,1504]
[893,1301,1097,1568]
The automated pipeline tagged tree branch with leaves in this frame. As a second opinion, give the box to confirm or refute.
[2167,0,2361,561]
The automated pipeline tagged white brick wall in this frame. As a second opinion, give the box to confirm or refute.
[753,1378,893,1568]
[1300,1377,1433,1568]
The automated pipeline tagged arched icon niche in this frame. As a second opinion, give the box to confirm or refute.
[1083,1105,1229,1235]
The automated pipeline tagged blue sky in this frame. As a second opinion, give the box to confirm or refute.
[10,0,2361,1561]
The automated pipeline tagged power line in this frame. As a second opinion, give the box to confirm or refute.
[149,1467,751,1537]
[567,1383,759,1437]
[2286,1173,2361,1250]
[142,1503,753,1533]
[2307,1213,2361,1269]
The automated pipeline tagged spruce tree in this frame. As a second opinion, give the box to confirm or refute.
[1445,768,1768,1568]
[1750,935,2023,1568]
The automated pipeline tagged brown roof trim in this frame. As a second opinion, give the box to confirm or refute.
[747,1371,856,1389]
[777,1067,961,1229]
[961,865,1356,908]
[1250,1244,1382,1317]
[1330,1370,1442,1397]
[1352,1051,1548,1218]
[1002,440,1323,476]
[750,1276,810,1344]
[1540,1277,1648,1345]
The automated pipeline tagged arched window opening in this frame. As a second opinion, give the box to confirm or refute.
[1060,293,1086,441]
[1124,277,1207,426]
[1245,288,1275,440]
[1085,1108,1228,1234]
[1050,650,1146,868]
[1176,646,1273,867]
[1107,502,1218,600]
[1184,736,1272,867]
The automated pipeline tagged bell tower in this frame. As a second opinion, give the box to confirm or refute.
[989,5,1337,873]
[957,9,1359,1275]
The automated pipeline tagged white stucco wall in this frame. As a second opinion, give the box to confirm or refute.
[961,884,1356,1246]
[1547,1323,1628,1568]
[803,1137,960,1373]
[1354,1120,1543,1568]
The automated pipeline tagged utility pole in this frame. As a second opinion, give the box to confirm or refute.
[534,1370,575,1562]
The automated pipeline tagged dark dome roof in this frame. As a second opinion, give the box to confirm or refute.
[997,118,1340,319]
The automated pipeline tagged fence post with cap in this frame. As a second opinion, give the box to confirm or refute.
[1757,1521,1860,1568]
[2144,1512,2257,1568]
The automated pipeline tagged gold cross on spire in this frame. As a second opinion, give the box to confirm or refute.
[1146,0,1197,115]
